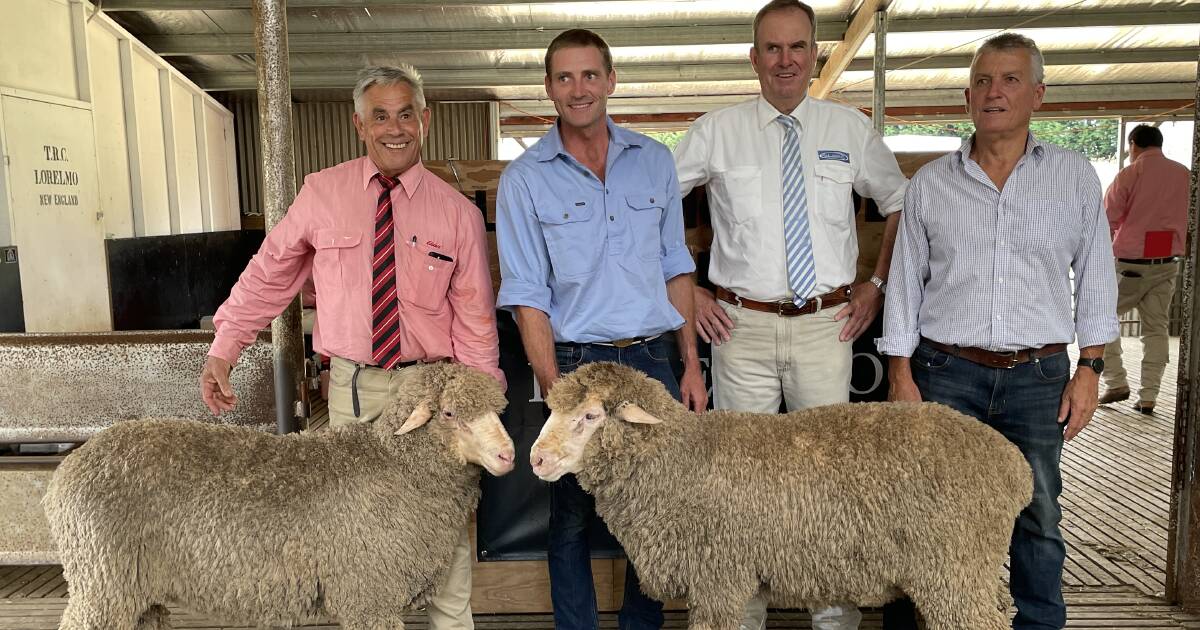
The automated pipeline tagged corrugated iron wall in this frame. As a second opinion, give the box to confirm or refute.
[426,101,500,161]
[216,94,498,216]
[292,101,363,186]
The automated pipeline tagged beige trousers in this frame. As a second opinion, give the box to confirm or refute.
[1103,261,1180,404]
[328,357,475,630]
[711,303,861,630]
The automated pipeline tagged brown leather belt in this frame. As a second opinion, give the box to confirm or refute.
[921,337,1067,370]
[715,285,852,317]
[1118,256,1179,265]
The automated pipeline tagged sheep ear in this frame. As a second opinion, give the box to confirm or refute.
[614,402,662,425]
[396,400,434,435]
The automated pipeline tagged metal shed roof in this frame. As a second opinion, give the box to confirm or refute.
[98,0,1199,123]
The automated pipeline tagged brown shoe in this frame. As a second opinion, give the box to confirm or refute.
[1099,387,1130,405]
[1133,401,1155,415]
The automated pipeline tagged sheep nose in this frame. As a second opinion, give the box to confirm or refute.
[532,454,544,468]
[497,449,514,464]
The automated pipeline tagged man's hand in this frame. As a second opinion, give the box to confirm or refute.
[694,286,734,345]
[887,357,923,402]
[200,355,237,415]
[834,281,884,342]
[1059,367,1099,441]
[679,363,709,413]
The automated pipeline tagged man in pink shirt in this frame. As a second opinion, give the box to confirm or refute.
[1099,124,1190,415]
[199,63,500,630]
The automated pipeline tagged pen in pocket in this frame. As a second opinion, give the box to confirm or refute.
[428,251,454,262]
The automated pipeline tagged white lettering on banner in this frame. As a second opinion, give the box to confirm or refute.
[849,352,885,396]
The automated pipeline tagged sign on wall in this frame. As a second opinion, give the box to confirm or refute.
[0,95,110,331]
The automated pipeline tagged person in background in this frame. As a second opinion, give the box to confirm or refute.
[1098,124,1190,415]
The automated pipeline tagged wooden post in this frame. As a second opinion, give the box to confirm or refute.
[1166,43,1200,607]
[871,9,887,134]
[252,0,304,433]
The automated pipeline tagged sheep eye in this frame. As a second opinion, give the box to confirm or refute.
[584,412,597,421]
[443,410,454,418]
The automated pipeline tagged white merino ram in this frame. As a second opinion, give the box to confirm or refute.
[44,362,514,630]
[530,362,1032,630]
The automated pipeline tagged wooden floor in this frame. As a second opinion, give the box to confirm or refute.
[3,337,1198,628]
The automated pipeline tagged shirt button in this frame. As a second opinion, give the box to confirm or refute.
[427,265,434,271]
[609,215,615,221]
[563,213,570,219]
[997,277,1003,284]
[649,197,655,203]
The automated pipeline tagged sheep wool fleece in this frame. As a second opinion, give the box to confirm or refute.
[548,362,1035,630]
[44,364,507,630]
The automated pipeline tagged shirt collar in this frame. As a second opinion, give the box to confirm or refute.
[958,131,1046,165]
[1133,147,1163,162]
[756,95,809,131]
[360,157,427,199]
[534,116,641,162]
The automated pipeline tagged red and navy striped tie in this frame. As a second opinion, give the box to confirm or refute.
[371,173,404,369]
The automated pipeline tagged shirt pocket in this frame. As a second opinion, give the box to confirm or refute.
[400,241,456,311]
[626,192,664,262]
[714,166,762,225]
[535,201,598,280]
[813,162,856,230]
[312,228,363,289]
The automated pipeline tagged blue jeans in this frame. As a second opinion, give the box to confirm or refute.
[548,337,679,630]
[883,341,1069,630]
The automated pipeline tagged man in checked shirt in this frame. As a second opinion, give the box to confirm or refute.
[877,34,1118,630]
[199,63,501,630]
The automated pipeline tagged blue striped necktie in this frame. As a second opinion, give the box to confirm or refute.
[777,115,815,306]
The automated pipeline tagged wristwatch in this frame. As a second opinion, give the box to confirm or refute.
[869,275,887,294]
[1077,357,1104,375]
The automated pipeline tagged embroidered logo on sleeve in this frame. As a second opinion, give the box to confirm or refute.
[817,150,851,164]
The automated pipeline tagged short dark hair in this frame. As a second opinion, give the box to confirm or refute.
[753,0,818,49]
[544,29,613,76]
[1128,124,1164,149]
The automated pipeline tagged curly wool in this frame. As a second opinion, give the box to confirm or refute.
[550,362,1033,630]
[44,362,504,629]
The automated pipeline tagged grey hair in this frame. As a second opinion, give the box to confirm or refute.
[972,33,1045,85]
[353,63,427,116]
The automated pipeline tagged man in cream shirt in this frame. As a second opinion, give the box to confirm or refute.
[672,0,907,628]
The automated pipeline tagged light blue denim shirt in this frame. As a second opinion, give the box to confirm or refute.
[496,118,695,343]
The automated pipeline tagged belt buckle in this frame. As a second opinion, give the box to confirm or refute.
[612,338,637,348]
[996,350,1018,369]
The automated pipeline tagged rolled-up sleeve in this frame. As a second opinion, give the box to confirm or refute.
[448,204,504,387]
[856,120,907,217]
[210,188,315,365]
[496,166,553,315]
[657,148,696,281]
[1073,167,1120,348]
[876,179,929,357]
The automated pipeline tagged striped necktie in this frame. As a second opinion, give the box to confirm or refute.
[777,115,815,306]
[371,173,404,369]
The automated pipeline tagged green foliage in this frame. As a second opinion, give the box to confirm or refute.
[645,131,687,151]
[885,119,1119,160]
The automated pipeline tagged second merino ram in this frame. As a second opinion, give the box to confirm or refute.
[531,361,1032,630]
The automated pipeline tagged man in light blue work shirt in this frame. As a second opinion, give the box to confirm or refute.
[496,28,706,630]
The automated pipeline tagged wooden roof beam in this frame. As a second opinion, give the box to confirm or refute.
[810,0,886,99]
